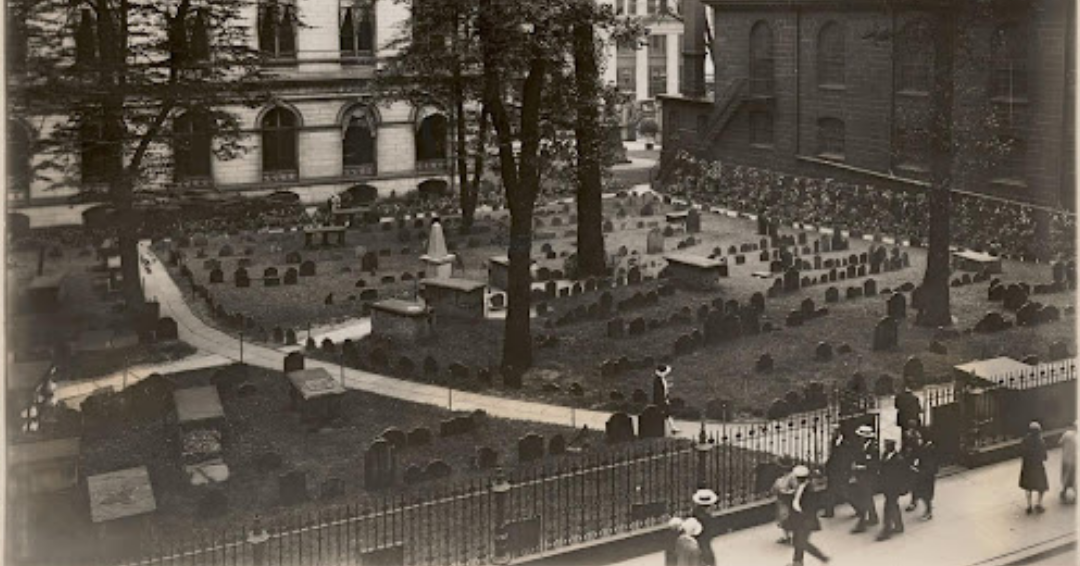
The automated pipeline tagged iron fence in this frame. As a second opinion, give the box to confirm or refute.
[114,408,868,566]
[924,359,1076,465]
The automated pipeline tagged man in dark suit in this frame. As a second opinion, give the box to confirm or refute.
[821,427,852,518]
[849,425,880,533]
[877,439,909,541]
[894,386,922,450]
[789,465,830,566]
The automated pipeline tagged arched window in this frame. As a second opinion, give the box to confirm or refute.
[261,107,299,175]
[7,122,32,199]
[990,23,1026,100]
[415,112,447,164]
[343,106,377,176]
[749,21,774,96]
[817,22,844,87]
[817,117,845,160]
[173,111,213,181]
[340,1,375,59]
[896,19,934,94]
[258,1,297,59]
[80,114,119,184]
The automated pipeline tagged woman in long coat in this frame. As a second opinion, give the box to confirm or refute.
[1020,421,1049,514]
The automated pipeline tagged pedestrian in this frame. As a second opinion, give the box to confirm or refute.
[876,439,907,541]
[909,436,939,520]
[821,427,852,518]
[772,462,798,544]
[665,517,685,566]
[900,422,923,510]
[1020,421,1049,514]
[691,489,719,566]
[849,425,880,533]
[1061,422,1077,504]
[894,385,922,450]
[788,465,830,565]
[652,365,680,435]
[675,518,704,566]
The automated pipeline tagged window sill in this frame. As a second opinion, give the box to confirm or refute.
[261,58,299,67]
[990,96,1029,105]
[896,89,929,98]
[989,177,1028,189]
[750,143,775,150]
[341,55,376,65]
[175,177,215,188]
[263,170,299,183]
[817,152,845,162]
[818,83,846,92]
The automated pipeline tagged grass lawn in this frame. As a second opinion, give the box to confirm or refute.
[155,194,1074,418]
[5,239,197,382]
[14,363,703,564]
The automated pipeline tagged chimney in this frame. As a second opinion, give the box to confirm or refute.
[681,0,707,98]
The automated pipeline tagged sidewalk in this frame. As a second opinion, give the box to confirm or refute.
[610,449,1077,566]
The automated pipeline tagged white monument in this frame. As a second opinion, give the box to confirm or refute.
[421,219,455,279]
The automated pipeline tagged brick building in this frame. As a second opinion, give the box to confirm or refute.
[8,1,452,228]
[660,0,1075,209]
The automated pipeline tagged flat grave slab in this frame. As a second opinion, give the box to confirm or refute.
[287,368,346,401]
[174,386,225,426]
[952,249,1002,274]
[87,466,157,523]
[953,356,1030,383]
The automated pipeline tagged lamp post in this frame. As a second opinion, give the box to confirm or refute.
[695,420,713,490]
[491,468,511,565]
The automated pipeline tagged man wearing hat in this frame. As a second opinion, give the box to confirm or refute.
[894,385,922,451]
[877,439,908,541]
[691,489,719,566]
[849,424,879,533]
[822,426,853,518]
[789,465,829,565]
[653,365,680,435]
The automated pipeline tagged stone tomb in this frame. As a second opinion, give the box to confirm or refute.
[421,278,487,320]
[487,256,537,290]
[287,368,346,425]
[371,299,434,342]
[664,253,727,290]
[174,386,230,484]
[952,249,1002,274]
[7,437,81,495]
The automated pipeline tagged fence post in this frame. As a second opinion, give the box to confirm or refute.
[491,468,511,565]
[695,421,713,489]
[247,516,271,566]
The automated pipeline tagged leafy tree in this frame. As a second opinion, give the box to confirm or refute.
[15,0,271,308]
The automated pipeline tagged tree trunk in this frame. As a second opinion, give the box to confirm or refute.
[502,201,534,376]
[916,7,956,328]
[451,8,476,234]
[468,106,489,225]
[572,19,607,278]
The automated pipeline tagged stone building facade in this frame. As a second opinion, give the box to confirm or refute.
[660,0,1075,209]
[8,0,452,227]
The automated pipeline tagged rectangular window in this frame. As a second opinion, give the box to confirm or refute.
[616,42,637,94]
[340,1,375,59]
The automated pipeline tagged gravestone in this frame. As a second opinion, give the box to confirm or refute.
[279,471,309,505]
[517,434,545,462]
[872,317,899,351]
[825,287,839,303]
[686,210,701,233]
[887,293,907,319]
[548,434,567,456]
[1049,340,1071,361]
[627,266,642,285]
[209,268,224,284]
[863,278,877,296]
[476,447,499,470]
[903,357,924,383]
[234,268,250,288]
[637,405,666,439]
[1003,284,1028,311]
[300,260,316,277]
[815,341,833,361]
[361,252,379,273]
[264,267,280,287]
[284,352,304,373]
[605,412,635,443]
[282,267,297,285]
[381,428,408,449]
[784,268,800,292]
[364,439,396,490]
[156,317,179,341]
[756,353,774,373]
[801,298,816,317]
[646,229,665,254]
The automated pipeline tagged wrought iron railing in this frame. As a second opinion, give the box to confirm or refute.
[109,407,865,566]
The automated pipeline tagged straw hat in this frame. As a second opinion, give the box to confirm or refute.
[692,488,719,506]
[793,465,810,478]
[655,365,672,379]
[667,517,684,531]
[855,425,874,438]
[681,517,703,537]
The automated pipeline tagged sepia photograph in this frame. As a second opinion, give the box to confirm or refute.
[2,0,1077,565]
